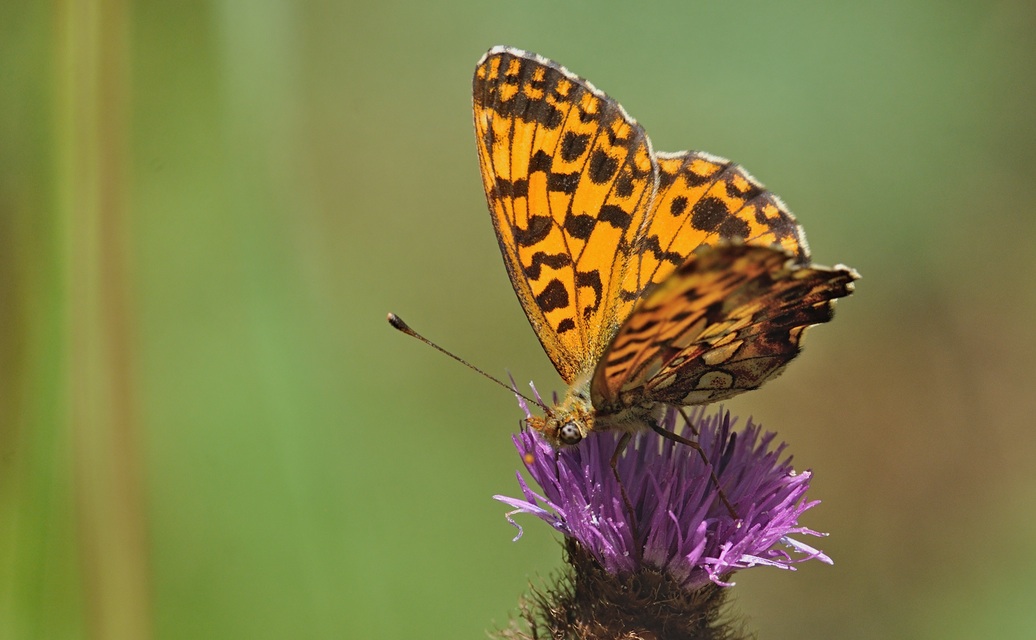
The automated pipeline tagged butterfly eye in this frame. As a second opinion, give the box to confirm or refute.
[559,423,582,446]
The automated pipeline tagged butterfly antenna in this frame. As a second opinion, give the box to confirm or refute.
[387,313,540,406]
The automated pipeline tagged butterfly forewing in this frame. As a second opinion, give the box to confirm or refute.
[620,152,810,308]
[473,48,657,384]
[592,244,857,409]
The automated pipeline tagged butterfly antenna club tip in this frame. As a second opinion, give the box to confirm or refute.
[387,312,412,333]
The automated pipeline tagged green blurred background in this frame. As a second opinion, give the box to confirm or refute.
[3,1,1035,638]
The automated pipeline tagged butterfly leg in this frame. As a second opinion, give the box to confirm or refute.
[609,432,643,548]
[653,410,739,520]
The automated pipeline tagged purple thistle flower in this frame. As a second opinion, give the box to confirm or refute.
[495,403,831,590]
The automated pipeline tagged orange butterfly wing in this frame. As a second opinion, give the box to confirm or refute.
[621,151,809,306]
[473,47,657,383]
[592,244,858,410]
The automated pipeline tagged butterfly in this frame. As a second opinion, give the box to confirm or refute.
[472,46,857,449]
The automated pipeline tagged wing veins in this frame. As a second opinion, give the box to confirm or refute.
[560,96,610,354]
[635,155,736,296]
[601,285,697,400]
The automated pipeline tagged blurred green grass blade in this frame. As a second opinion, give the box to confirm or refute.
[0,3,83,639]
[58,1,152,638]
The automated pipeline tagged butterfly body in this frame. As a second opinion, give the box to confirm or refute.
[473,47,857,448]
[528,374,658,448]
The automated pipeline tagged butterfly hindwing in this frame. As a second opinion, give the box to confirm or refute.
[592,244,857,409]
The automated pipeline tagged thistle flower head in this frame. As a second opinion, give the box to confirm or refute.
[495,403,830,590]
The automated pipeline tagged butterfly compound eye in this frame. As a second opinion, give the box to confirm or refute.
[559,423,583,446]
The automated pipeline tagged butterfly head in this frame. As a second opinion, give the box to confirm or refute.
[525,385,595,448]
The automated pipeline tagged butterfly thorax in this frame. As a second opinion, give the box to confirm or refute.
[526,375,655,448]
